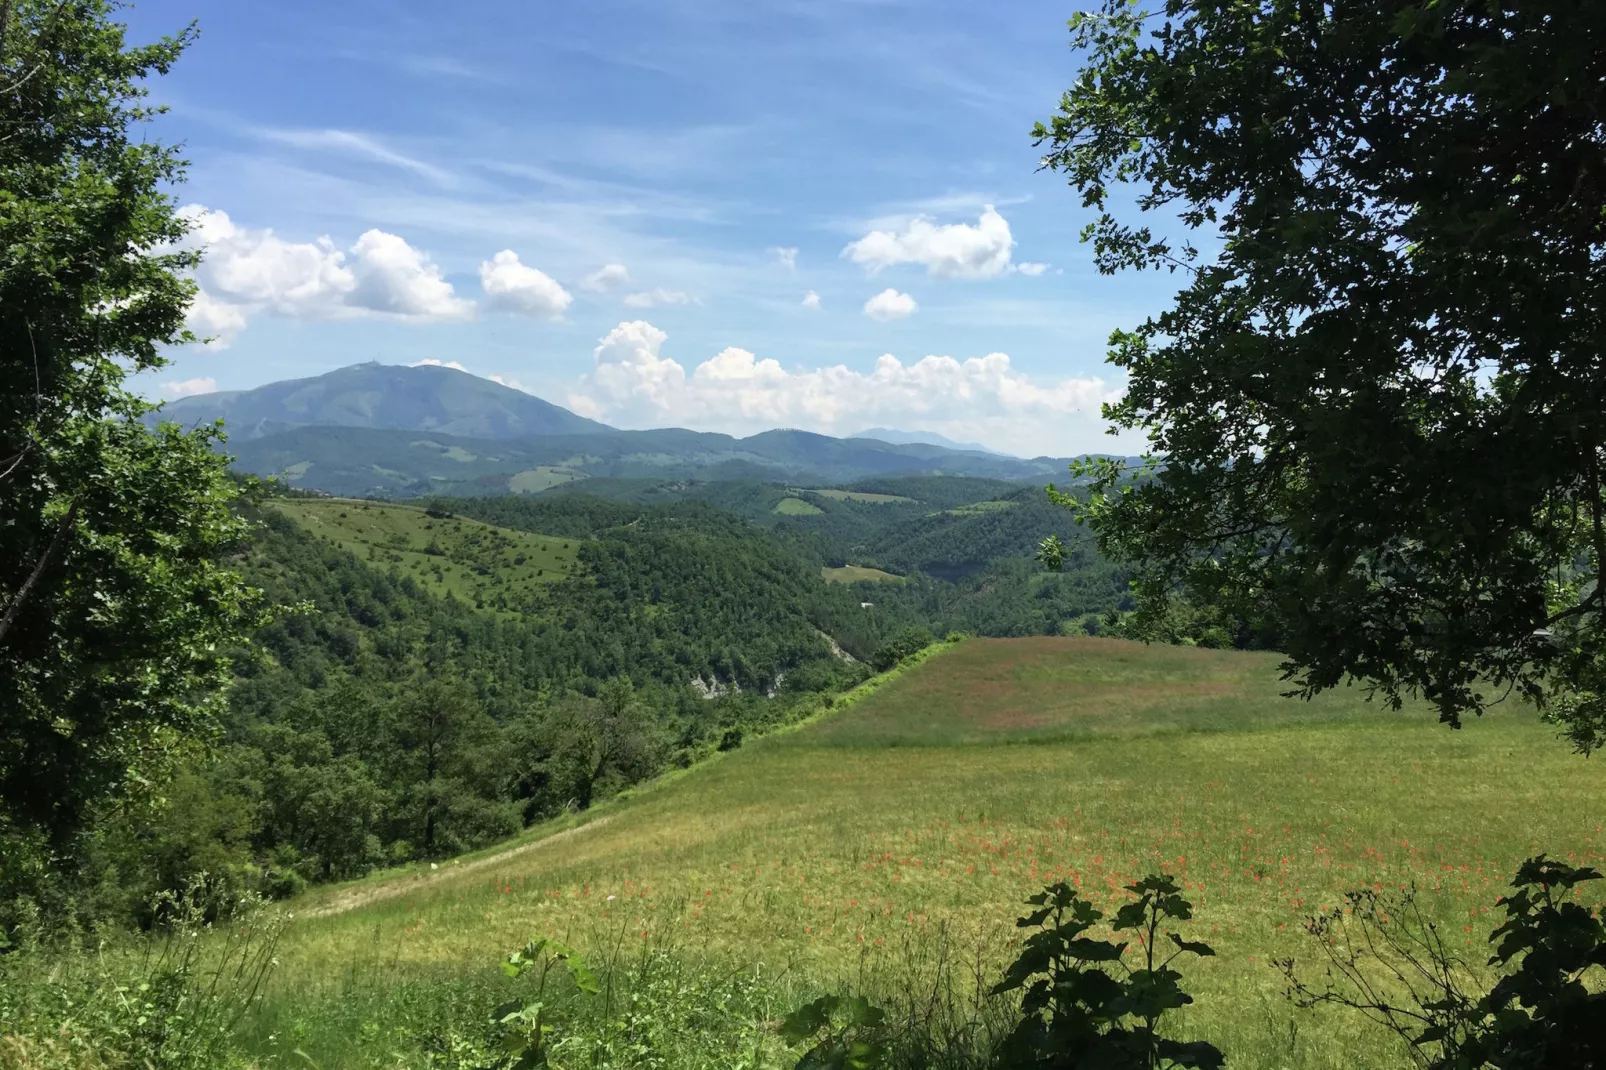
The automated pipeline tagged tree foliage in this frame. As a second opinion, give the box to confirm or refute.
[1038,0,1606,742]
[0,0,257,873]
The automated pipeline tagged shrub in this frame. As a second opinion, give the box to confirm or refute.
[781,994,889,1069]
[1284,855,1606,1069]
[992,875,1224,1069]
[870,628,936,673]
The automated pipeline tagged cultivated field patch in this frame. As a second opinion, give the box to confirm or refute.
[821,565,904,584]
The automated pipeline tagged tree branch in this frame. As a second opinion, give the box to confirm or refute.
[0,495,80,646]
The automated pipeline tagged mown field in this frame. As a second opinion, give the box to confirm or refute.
[273,498,577,612]
[254,637,1605,1068]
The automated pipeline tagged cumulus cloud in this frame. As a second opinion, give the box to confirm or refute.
[176,206,472,338]
[489,374,529,392]
[843,206,1015,279]
[346,229,472,318]
[801,290,822,310]
[479,250,573,318]
[184,290,249,345]
[567,321,1127,456]
[769,246,798,271]
[580,263,630,292]
[623,288,693,308]
[1017,262,1050,276]
[410,358,467,371]
[863,288,917,321]
[160,377,218,399]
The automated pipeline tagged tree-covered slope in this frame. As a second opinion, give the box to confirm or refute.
[217,424,1088,497]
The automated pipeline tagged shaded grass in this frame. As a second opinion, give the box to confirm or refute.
[258,637,1606,1068]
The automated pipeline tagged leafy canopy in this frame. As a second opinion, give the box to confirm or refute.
[1039,0,1606,744]
[0,0,258,860]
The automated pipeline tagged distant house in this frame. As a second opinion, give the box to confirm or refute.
[860,602,874,609]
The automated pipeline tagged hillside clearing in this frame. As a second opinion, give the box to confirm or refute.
[773,496,824,515]
[264,636,1605,1068]
[809,488,918,503]
[821,565,903,584]
[271,499,577,612]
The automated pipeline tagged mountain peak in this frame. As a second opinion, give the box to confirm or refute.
[158,361,612,441]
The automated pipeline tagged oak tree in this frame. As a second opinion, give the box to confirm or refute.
[1039,0,1606,748]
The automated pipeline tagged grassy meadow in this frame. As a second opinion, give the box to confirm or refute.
[807,488,918,504]
[773,496,825,515]
[272,499,577,612]
[247,637,1605,1069]
[821,564,904,583]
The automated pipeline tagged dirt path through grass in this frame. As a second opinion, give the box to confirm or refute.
[301,816,614,919]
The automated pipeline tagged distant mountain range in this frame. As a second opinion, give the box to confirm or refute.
[154,363,1108,497]
[851,428,1005,456]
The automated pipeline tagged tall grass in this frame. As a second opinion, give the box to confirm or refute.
[0,891,282,1069]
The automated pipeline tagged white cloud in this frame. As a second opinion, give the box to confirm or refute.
[347,229,472,318]
[410,358,468,371]
[478,250,573,318]
[1017,262,1050,276]
[489,374,530,392]
[160,377,217,399]
[843,206,1015,279]
[568,320,682,419]
[801,290,822,310]
[863,288,917,321]
[769,246,798,271]
[623,288,693,308]
[568,321,1127,456]
[177,206,472,338]
[580,263,631,292]
[184,289,249,346]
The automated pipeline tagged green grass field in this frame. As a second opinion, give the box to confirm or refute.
[272,499,577,612]
[507,465,582,494]
[774,496,825,515]
[940,499,1017,516]
[254,637,1606,1068]
[808,488,918,504]
[821,565,904,583]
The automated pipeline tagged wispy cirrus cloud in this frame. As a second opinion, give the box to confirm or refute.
[253,127,456,186]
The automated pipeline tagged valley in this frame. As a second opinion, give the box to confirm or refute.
[8,6,1601,1068]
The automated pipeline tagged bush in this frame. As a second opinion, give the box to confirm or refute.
[992,875,1223,1069]
[1285,855,1606,1069]
[869,628,936,673]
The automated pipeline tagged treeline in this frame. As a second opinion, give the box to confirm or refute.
[38,497,965,924]
[15,479,1139,925]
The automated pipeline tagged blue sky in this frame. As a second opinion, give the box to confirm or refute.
[126,0,1173,456]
